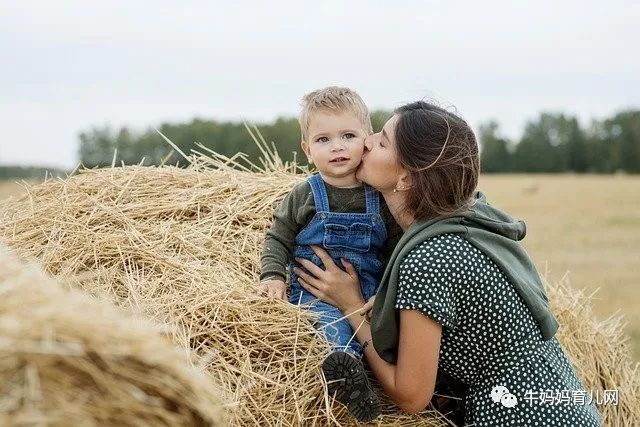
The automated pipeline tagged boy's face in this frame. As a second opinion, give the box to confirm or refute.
[301,110,368,181]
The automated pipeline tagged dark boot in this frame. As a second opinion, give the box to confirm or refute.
[322,351,381,422]
[431,370,468,426]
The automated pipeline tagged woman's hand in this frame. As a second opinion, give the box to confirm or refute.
[360,295,376,321]
[293,245,366,314]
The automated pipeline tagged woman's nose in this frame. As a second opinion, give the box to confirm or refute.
[363,135,372,152]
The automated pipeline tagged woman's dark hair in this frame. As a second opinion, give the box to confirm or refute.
[394,101,480,220]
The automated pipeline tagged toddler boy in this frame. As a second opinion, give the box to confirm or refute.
[258,86,401,422]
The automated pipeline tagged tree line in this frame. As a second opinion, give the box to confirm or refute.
[0,166,66,180]
[2,108,638,180]
[76,110,393,171]
[480,110,640,173]
[78,109,640,174]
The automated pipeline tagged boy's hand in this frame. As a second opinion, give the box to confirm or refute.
[257,279,287,300]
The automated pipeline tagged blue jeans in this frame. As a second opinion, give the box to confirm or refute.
[288,173,387,356]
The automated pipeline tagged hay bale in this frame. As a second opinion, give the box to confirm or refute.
[0,147,449,426]
[1,142,637,425]
[0,243,226,426]
[548,277,640,426]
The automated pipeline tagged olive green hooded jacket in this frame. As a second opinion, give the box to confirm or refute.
[371,191,559,364]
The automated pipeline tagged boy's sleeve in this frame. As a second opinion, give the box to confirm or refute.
[259,182,311,282]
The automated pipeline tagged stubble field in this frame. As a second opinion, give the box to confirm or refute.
[478,174,640,360]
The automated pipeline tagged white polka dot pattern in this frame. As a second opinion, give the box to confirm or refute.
[394,233,601,426]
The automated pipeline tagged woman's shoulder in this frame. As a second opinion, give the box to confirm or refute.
[395,233,464,329]
[398,233,486,288]
[401,233,473,265]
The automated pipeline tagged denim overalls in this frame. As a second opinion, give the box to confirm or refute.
[289,173,387,355]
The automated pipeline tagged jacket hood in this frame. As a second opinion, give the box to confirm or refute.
[460,191,527,242]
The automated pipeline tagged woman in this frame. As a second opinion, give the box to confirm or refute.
[292,101,601,426]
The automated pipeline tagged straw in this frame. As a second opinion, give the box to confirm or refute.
[547,276,640,426]
[0,243,226,426]
[0,132,637,426]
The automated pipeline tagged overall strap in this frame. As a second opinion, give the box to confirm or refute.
[364,184,380,214]
[308,173,331,212]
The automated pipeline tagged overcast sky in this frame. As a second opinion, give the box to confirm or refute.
[1,1,638,170]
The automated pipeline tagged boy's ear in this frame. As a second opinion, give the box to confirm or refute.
[300,140,313,164]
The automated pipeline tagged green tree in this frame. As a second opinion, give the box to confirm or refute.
[370,110,392,133]
[257,117,303,163]
[78,126,117,168]
[479,121,512,173]
[584,120,612,173]
[562,117,589,173]
[513,113,575,173]
[600,111,640,173]
[76,110,640,174]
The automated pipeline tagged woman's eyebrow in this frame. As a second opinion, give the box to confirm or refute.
[382,128,389,141]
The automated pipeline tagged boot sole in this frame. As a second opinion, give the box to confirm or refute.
[322,351,381,422]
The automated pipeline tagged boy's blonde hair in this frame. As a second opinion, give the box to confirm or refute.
[299,86,373,141]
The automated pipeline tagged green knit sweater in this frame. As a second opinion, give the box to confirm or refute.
[371,191,559,364]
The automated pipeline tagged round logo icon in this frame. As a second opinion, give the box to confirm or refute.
[490,385,518,408]
[500,393,518,408]
[490,385,509,403]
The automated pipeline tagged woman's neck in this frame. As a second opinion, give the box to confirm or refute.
[380,189,415,231]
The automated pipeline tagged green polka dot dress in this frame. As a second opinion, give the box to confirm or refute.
[395,234,601,427]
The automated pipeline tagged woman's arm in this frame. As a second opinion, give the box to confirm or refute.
[346,306,441,413]
[294,246,441,414]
